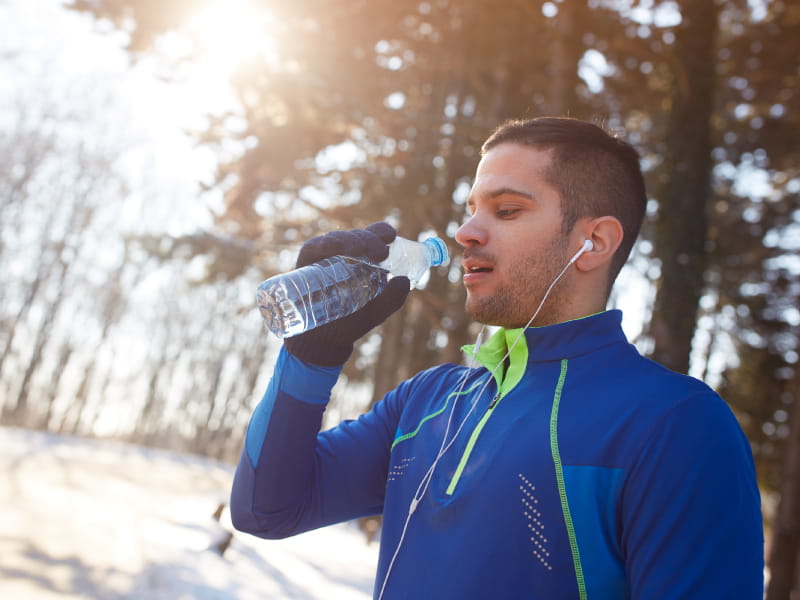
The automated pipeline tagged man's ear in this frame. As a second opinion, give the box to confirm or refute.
[574,216,623,272]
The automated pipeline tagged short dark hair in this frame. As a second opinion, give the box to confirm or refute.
[482,117,647,290]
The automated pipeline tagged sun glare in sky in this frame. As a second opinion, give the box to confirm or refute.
[152,0,279,117]
[186,0,277,76]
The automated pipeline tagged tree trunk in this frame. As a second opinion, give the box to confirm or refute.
[42,341,73,429]
[370,302,408,406]
[11,260,70,426]
[546,3,587,118]
[648,0,719,374]
[766,375,800,600]
[0,206,61,385]
[8,193,86,425]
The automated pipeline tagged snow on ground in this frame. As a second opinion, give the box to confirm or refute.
[0,427,379,599]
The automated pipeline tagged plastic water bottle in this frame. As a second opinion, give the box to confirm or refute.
[256,236,448,338]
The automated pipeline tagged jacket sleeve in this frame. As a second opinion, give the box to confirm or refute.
[620,392,764,599]
[230,347,400,538]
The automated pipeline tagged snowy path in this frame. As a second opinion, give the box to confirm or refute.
[0,427,378,599]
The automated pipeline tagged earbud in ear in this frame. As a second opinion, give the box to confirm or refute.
[568,239,594,266]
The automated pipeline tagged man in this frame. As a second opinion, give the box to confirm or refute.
[231,117,764,599]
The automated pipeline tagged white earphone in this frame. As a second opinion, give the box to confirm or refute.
[568,239,594,265]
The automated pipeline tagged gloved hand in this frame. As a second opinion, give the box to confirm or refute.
[284,222,411,367]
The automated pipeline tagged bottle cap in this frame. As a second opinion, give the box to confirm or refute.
[424,237,448,266]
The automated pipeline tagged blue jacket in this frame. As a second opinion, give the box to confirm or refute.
[231,310,764,599]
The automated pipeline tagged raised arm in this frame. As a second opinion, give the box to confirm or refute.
[230,223,410,538]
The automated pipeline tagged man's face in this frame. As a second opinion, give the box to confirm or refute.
[455,143,576,328]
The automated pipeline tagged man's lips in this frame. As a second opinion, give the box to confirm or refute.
[461,254,495,283]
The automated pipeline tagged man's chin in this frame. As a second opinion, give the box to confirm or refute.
[465,300,520,329]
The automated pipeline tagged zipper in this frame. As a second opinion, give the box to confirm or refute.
[445,391,502,495]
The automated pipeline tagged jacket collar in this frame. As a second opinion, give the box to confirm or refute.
[522,309,627,363]
[463,310,627,393]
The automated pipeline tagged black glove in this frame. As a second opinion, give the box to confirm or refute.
[284,222,411,367]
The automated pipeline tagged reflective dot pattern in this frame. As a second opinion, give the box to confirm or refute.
[519,473,552,571]
[388,457,415,482]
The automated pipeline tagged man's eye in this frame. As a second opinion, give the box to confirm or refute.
[497,209,520,218]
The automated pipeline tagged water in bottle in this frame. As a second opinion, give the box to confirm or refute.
[256,236,448,338]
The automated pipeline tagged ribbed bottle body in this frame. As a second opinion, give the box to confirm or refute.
[257,257,388,338]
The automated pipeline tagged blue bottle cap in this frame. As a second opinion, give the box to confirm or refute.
[424,237,448,266]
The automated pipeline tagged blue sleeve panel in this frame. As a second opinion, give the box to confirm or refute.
[230,347,400,539]
[244,348,342,467]
[563,465,628,599]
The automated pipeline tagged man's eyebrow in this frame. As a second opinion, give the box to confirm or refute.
[466,186,535,208]
[488,186,535,201]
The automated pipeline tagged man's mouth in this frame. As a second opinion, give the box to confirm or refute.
[462,256,495,279]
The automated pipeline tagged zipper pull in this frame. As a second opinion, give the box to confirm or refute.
[488,392,501,410]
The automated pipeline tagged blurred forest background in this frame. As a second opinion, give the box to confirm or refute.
[1,0,798,596]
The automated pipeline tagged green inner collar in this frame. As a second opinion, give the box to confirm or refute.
[463,328,528,397]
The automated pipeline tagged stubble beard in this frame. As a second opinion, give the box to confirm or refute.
[465,237,571,329]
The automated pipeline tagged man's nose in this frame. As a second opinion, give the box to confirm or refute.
[455,213,487,247]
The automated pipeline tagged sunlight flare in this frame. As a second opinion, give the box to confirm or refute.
[186,0,278,78]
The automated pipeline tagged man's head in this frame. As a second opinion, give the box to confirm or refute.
[456,117,647,328]
[481,117,647,289]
